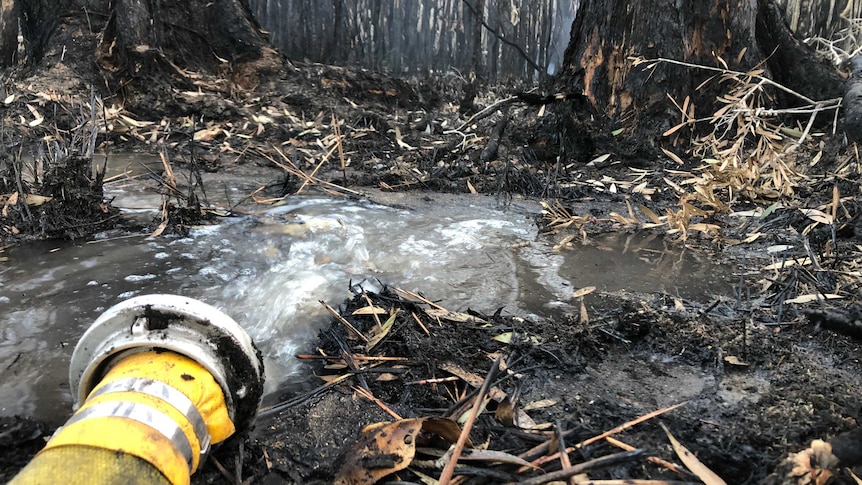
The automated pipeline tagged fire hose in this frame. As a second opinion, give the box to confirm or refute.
[9,294,265,485]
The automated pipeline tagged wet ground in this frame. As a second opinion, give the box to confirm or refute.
[4,157,862,483]
[3,20,862,482]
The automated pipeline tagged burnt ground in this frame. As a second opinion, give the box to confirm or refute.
[4,14,862,485]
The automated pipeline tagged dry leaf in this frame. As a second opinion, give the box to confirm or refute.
[352,306,389,316]
[639,205,662,225]
[724,356,750,367]
[425,308,487,324]
[800,208,833,225]
[661,423,727,485]
[335,419,424,485]
[662,147,685,165]
[492,332,513,344]
[784,294,843,304]
[366,311,398,352]
[335,417,469,485]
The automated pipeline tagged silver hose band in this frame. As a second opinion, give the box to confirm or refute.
[65,400,194,470]
[88,377,211,458]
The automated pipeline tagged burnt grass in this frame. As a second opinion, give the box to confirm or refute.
[3,19,862,483]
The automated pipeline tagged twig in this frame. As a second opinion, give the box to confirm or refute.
[267,145,361,197]
[362,291,383,330]
[210,456,240,485]
[295,354,408,362]
[297,143,339,194]
[510,449,646,485]
[406,376,460,385]
[554,421,574,485]
[353,385,401,420]
[394,287,447,310]
[456,96,519,132]
[256,373,351,419]
[320,300,369,343]
[412,311,431,335]
[605,436,691,476]
[438,355,503,485]
[567,481,699,485]
[633,56,819,105]
[518,401,688,470]
[332,113,347,182]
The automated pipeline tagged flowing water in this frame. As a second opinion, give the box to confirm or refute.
[0,158,734,425]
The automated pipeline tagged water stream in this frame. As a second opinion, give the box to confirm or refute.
[0,160,734,424]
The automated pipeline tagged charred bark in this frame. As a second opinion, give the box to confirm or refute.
[97,0,271,73]
[0,0,19,66]
[843,57,862,144]
[554,0,845,163]
[755,0,845,104]
[2,0,279,114]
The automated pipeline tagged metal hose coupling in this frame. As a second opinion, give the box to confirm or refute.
[43,294,266,485]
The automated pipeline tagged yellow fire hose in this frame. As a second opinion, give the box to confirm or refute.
[9,295,265,485]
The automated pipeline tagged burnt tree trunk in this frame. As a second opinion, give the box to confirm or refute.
[554,0,845,163]
[0,0,19,66]
[1,0,279,113]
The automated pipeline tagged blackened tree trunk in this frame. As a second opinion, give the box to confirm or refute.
[0,0,279,113]
[0,0,19,66]
[554,0,845,162]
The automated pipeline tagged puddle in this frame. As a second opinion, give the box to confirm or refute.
[0,158,737,424]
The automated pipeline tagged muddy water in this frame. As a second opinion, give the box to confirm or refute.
[0,161,734,424]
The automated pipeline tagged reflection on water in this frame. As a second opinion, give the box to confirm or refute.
[0,184,734,424]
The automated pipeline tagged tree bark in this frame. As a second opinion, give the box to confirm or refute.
[1,0,278,109]
[0,0,19,66]
[554,0,845,162]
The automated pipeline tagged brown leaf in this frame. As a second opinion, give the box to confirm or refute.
[661,423,727,485]
[424,308,487,324]
[335,419,424,485]
[663,121,688,137]
[421,417,470,446]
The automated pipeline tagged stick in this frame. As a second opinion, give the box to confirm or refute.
[456,96,519,132]
[394,287,448,310]
[320,301,368,342]
[511,449,646,485]
[518,401,688,471]
[605,436,690,476]
[438,356,503,485]
[634,56,822,105]
[554,421,574,485]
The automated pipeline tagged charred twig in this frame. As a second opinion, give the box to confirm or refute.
[605,436,693,477]
[266,145,361,197]
[519,401,688,469]
[320,300,369,343]
[512,449,646,485]
[479,106,510,164]
[255,373,351,419]
[438,355,503,485]
[455,96,518,132]
[553,421,574,485]
[352,385,401,420]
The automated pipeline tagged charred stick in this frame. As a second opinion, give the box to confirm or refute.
[479,107,510,165]
[511,449,646,485]
[456,96,518,132]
